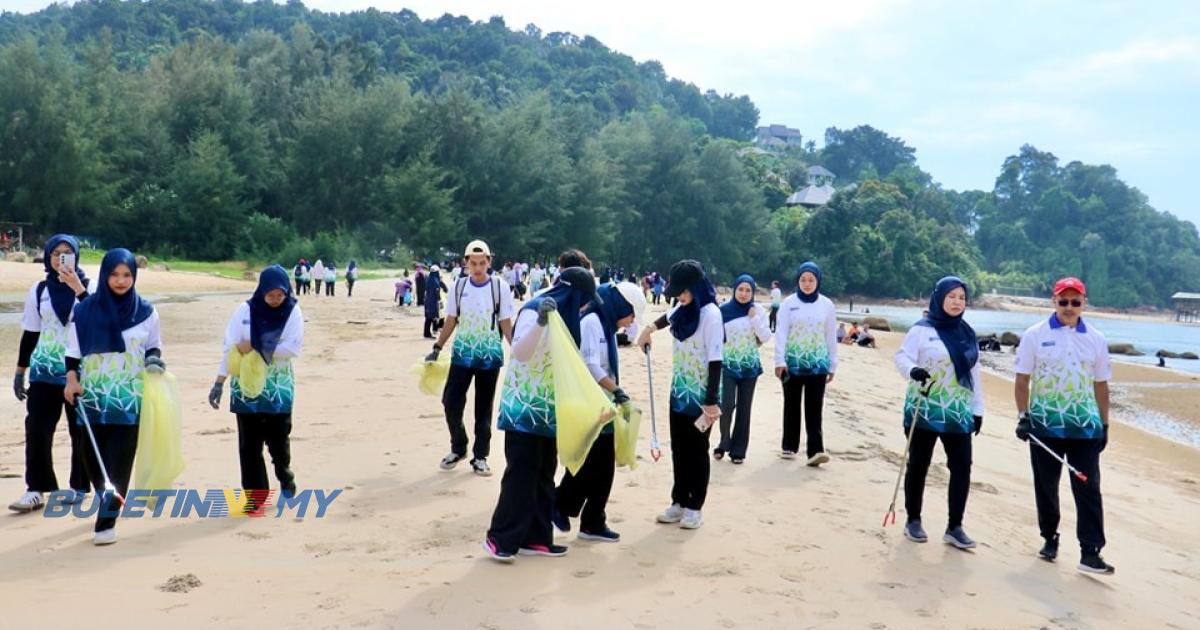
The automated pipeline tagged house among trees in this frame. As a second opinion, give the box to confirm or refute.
[1173,292,1200,323]
[786,166,837,207]
[755,124,804,149]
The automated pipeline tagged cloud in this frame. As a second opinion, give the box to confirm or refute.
[1018,35,1200,91]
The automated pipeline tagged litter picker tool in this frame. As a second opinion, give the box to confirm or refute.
[76,398,125,507]
[1029,433,1089,483]
[644,347,662,462]
[883,384,931,527]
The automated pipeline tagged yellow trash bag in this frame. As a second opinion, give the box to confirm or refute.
[410,353,451,397]
[226,348,268,399]
[136,371,185,499]
[547,312,617,476]
[613,403,642,469]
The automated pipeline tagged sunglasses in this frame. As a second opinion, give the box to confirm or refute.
[1057,299,1083,307]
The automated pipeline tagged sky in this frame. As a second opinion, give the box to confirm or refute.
[6,0,1199,224]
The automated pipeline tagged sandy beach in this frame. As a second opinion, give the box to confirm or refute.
[2,264,1199,629]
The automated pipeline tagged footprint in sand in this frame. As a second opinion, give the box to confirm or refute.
[572,570,595,578]
[970,481,999,494]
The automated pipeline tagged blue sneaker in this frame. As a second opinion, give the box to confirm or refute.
[551,507,571,533]
[578,527,620,542]
[943,526,977,550]
[904,520,928,543]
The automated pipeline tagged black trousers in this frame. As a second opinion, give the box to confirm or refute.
[81,423,138,532]
[442,365,499,460]
[423,317,436,338]
[325,281,335,296]
[24,381,90,492]
[781,373,827,457]
[769,306,779,332]
[556,433,615,532]
[237,413,296,493]
[904,427,972,528]
[488,431,557,553]
[1030,437,1105,551]
[314,279,323,294]
[346,278,355,296]
[669,409,712,510]
[717,373,757,459]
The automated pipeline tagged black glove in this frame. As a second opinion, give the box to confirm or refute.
[1015,413,1031,442]
[425,345,441,362]
[1100,424,1109,452]
[973,415,983,436]
[612,387,630,405]
[13,373,26,401]
[208,380,223,410]
[537,297,557,326]
[145,355,166,374]
[909,367,931,384]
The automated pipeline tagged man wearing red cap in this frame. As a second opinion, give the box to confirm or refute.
[1013,277,1114,575]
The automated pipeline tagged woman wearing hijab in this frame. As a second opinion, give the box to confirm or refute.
[553,281,646,542]
[636,260,724,530]
[423,266,445,339]
[63,248,163,545]
[484,267,602,562]
[346,260,359,297]
[893,276,983,549]
[714,274,772,464]
[312,259,325,296]
[774,261,838,467]
[10,235,93,513]
[208,265,305,504]
[324,263,337,297]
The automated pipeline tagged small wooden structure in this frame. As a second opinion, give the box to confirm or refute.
[0,221,30,253]
[1173,292,1200,323]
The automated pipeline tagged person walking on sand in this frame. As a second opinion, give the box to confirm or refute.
[483,267,602,563]
[769,280,782,332]
[324,263,337,297]
[415,263,427,307]
[10,235,93,513]
[774,261,838,467]
[346,260,359,297]
[637,260,724,530]
[422,266,445,339]
[63,249,165,545]
[425,241,514,476]
[312,259,325,296]
[1014,277,1115,575]
[713,274,771,464]
[894,276,983,549]
[208,266,304,507]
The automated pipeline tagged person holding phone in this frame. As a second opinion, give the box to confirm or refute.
[63,248,163,545]
[10,235,93,513]
[636,260,724,530]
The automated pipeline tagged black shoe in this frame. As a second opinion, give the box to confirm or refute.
[551,507,571,533]
[578,527,620,542]
[1078,552,1115,575]
[1038,534,1059,561]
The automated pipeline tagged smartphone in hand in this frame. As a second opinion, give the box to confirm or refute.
[59,252,76,270]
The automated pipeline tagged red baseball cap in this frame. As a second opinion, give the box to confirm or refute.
[1052,277,1087,297]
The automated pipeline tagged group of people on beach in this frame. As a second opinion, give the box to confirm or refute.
[291,258,358,297]
[8,233,1115,576]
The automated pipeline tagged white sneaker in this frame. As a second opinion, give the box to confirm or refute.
[680,509,703,529]
[779,450,797,460]
[93,528,117,546]
[8,491,44,513]
[807,452,831,467]
[656,503,685,524]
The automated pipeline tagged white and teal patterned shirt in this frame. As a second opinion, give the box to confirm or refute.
[497,310,556,437]
[21,279,95,386]
[1015,316,1110,440]
[894,323,985,434]
[217,302,305,415]
[669,303,725,417]
[722,304,771,379]
[446,276,514,371]
[773,294,839,376]
[66,310,162,426]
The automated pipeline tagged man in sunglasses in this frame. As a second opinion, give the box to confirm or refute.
[1013,277,1114,575]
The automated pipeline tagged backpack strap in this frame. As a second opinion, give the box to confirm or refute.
[491,278,501,331]
[454,277,467,317]
[35,281,46,320]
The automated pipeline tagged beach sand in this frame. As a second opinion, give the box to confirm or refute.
[1,270,1198,629]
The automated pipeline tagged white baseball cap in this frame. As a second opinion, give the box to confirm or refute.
[464,240,492,257]
[615,281,647,326]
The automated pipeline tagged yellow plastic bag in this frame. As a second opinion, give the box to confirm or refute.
[613,403,642,469]
[136,371,185,498]
[547,312,617,476]
[227,349,267,399]
[410,354,451,397]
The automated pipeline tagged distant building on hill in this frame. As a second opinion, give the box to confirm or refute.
[1173,292,1200,322]
[755,124,803,149]
[786,166,837,207]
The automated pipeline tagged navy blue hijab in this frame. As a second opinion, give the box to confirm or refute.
[796,261,822,304]
[42,234,89,325]
[522,270,594,347]
[720,274,757,323]
[583,283,634,383]
[669,275,717,342]
[917,276,978,390]
[73,249,154,355]
[248,265,298,363]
